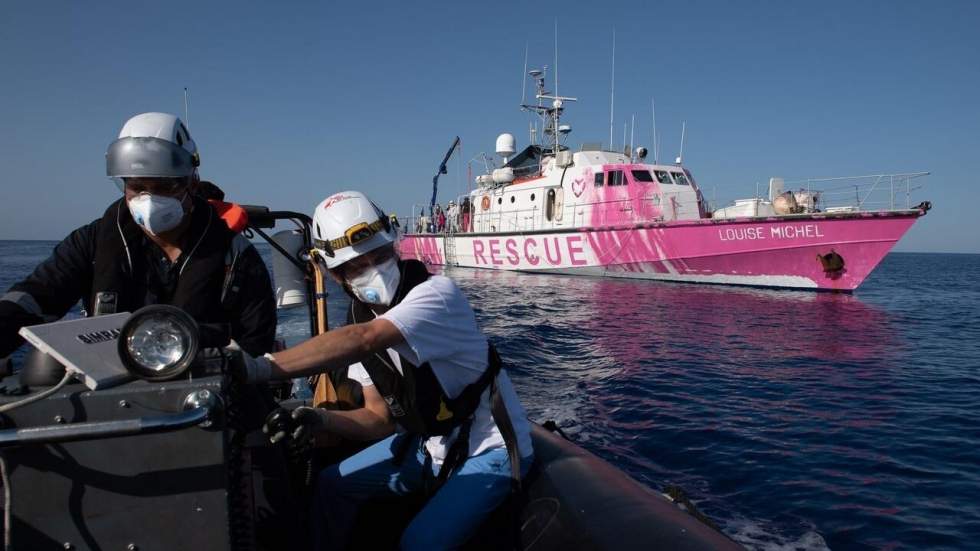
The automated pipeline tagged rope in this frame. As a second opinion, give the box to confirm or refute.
[1,453,9,551]
[0,370,76,547]
[0,370,74,413]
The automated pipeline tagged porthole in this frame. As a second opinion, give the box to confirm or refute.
[510,196,515,203]
[530,193,536,201]
[497,197,502,205]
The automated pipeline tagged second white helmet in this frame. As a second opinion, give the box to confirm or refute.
[312,191,396,269]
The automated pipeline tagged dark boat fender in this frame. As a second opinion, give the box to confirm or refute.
[519,424,741,550]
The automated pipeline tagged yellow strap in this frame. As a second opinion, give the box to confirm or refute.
[436,400,454,421]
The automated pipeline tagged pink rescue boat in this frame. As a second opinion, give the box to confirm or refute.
[399,69,930,292]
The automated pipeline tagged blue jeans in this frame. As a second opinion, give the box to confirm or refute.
[313,433,532,550]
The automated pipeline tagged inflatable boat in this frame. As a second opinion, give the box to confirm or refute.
[0,206,739,550]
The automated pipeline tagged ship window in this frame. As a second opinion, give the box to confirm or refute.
[631,170,655,183]
[510,196,515,203]
[530,193,535,201]
[671,171,690,186]
[497,197,502,204]
[654,170,674,185]
[594,172,604,187]
[608,170,625,186]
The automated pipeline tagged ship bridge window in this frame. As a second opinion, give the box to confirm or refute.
[608,170,625,186]
[594,172,604,187]
[631,170,655,183]
[671,171,690,186]
[654,170,674,185]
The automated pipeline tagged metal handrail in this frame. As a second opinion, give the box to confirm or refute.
[0,397,216,448]
[405,172,929,236]
[716,172,930,214]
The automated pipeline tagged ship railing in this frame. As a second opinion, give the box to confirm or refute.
[462,192,698,233]
[402,172,931,240]
[402,193,705,235]
[782,172,929,212]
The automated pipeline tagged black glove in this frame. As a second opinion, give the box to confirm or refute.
[262,407,298,444]
[223,340,274,384]
[262,406,331,445]
[0,300,41,358]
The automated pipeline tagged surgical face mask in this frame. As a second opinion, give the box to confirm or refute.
[127,192,186,235]
[347,257,401,305]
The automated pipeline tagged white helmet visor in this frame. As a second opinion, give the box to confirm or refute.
[106,137,198,180]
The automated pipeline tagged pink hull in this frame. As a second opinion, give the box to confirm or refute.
[398,211,923,291]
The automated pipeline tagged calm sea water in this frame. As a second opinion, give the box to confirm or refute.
[2,240,978,550]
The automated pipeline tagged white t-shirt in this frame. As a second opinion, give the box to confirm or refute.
[347,275,533,467]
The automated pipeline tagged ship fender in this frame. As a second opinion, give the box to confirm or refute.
[511,424,741,550]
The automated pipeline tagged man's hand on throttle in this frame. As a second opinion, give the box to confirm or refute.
[290,406,332,444]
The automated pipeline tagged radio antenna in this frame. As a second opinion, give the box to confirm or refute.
[609,29,616,150]
[630,114,635,160]
[554,19,560,98]
[183,87,189,127]
[677,121,687,164]
[651,97,658,164]
[521,43,528,106]
[657,131,662,165]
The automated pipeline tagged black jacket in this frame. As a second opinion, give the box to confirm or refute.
[0,198,277,358]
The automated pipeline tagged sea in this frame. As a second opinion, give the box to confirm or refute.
[1,240,978,551]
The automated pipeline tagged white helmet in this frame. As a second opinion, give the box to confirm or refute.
[312,191,396,269]
[107,113,199,184]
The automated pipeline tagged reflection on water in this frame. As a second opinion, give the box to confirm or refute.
[438,264,980,551]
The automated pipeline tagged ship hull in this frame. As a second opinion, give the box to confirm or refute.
[398,211,924,291]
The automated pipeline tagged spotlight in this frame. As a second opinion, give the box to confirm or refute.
[118,305,199,381]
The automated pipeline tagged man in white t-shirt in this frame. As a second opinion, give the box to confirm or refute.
[233,191,534,550]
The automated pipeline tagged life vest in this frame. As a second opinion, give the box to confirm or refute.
[88,196,238,323]
[350,259,522,489]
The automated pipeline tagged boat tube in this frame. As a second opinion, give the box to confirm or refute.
[513,424,740,550]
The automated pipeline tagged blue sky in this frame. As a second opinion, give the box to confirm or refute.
[1,1,977,252]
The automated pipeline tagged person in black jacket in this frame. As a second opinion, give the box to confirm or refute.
[0,112,276,359]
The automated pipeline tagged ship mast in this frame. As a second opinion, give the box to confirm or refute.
[520,68,576,156]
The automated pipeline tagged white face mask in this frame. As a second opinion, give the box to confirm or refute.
[128,192,186,235]
[347,257,401,305]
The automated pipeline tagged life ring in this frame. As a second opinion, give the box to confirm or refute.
[481,195,491,210]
